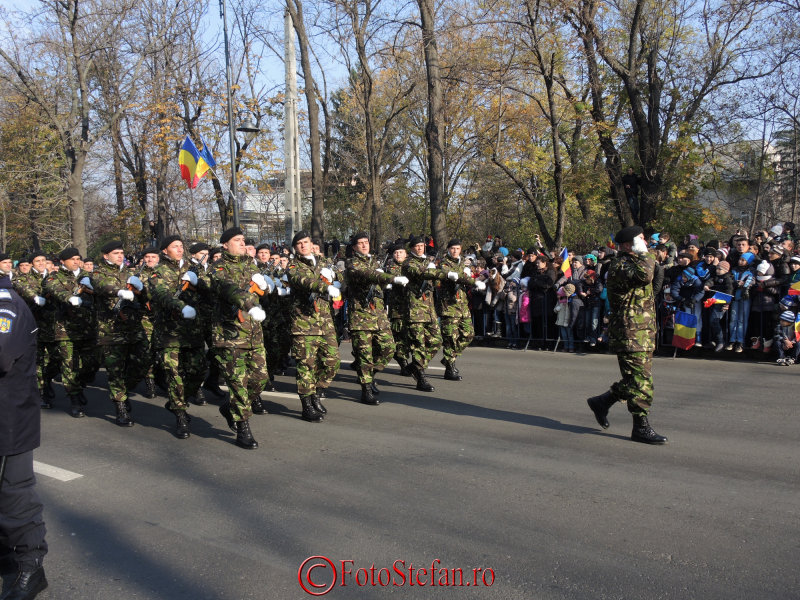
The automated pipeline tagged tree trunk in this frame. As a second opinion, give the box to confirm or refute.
[66,147,88,255]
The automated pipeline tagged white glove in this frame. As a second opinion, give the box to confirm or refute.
[447,271,459,281]
[327,284,341,299]
[78,277,93,290]
[181,271,198,286]
[263,275,275,294]
[393,276,409,286]
[250,273,267,290]
[376,268,384,273]
[248,306,266,322]
[181,305,197,319]
[68,296,82,307]
[320,267,335,282]
[126,276,143,291]
[117,289,135,301]
[475,280,486,291]
[464,267,472,277]
[277,287,291,297]
[384,284,393,290]
[427,262,437,270]
[33,295,46,306]
[632,237,649,254]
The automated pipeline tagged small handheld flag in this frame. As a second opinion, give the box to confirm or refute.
[607,233,615,250]
[178,136,212,189]
[672,311,697,350]
[788,280,800,296]
[560,248,572,279]
[702,291,733,308]
[795,313,800,342]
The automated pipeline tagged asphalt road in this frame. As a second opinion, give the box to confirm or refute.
[3,343,799,600]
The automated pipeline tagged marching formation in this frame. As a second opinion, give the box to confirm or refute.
[0,229,486,450]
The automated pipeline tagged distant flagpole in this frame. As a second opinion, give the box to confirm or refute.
[220,0,240,228]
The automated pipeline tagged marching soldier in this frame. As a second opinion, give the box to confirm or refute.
[13,252,60,407]
[189,242,224,402]
[286,231,341,422]
[211,227,270,449]
[386,244,411,375]
[437,239,486,380]
[137,246,161,398]
[401,236,445,392]
[42,247,100,417]
[147,236,206,439]
[345,232,409,405]
[0,253,12,278]
[92,240,149,426]
[586,225,668,444]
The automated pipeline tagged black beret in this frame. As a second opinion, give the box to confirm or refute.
[447,238,462,248]
[390,243,406,253]
[189,242,210,254]
[59,247,81,261]
[408,235,425,247]
[220,227,244,244]
[292,230,311,246]
[160,235,182,251]
[0,252,10,262]
[17,255,31,264]
[28,251,46,262]
[101,240,124,254]
[615,225,644,245]
[245,238,256,246]
[141,246,160,256]
[210,247,223,256]
[256,243,271,252]
[352,231,369,243]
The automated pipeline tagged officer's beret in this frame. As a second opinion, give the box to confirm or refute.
[447,238,461,248]
[101,240,124,254]
[16,255,31,265]
[408,235,424,247]
[351,231,369,243]
[27,251,46,263]
[160,235,182,251]
[58,247,81,261]
[219,227,244,244]
[256,243,271,252]
[210,247,223,257]
[141,246,160,256]
[188,242,210,254]
[291,230,311,246]
[615,225,644,245]
[390,244,405,253]
[0,252,11,262]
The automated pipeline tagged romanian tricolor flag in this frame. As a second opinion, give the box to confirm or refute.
[702,291,733,308]
[794,313,800,342]
[560,247,572,279]
[178,135,212,189]
[607,233,615,249]
[672,311,697,350]
[788,279,800,296]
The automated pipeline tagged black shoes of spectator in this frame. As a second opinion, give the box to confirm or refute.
[587,391,614,429]
[361,384,379,405]
[2,565,48,600]
[631,414,668,445]
[235,420,258,449]
[174,411,190,439]
[300,395,323,422]
[251,397,267,415]
[114,401,134,427]
[312,393,327,414]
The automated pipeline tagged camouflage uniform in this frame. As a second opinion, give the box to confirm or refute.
[386,261,410,363]
[92,259,149,404]
[286,254,340,397]
[138,263,160,381]
[606,251,656,415]
[437,254,477,367]
[210,252,269,421]
[42,267,100,402]
[148,255,207,412]
[192,258,220,394]
[402,252,445,369]
[256,261,284,380]
[345,251,395,385]
[13,268,60,394]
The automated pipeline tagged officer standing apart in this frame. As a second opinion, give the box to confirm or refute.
[402,236,445,392]
[345,232,409,405]
[286,231,341,422]
[587,226,668,444]
[212,228,270,449]
[437,239,486,381]
[0,272,48,600]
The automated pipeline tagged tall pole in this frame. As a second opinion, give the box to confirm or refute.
[284,9,301,243]
[221,0,240,228]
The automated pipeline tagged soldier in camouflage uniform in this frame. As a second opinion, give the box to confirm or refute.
[255,244,280,391]
[147,236,206,439]
[402,236,446,392]
[437,239,486,381]
[92,240,149,426]
[13,251,60,407]
[345,233,409,405]
[385,244,412,375]
[137,247,161,398]
[211,227,270,449]
[42,247,100,418]
[189,242,223,403]
[0,252,12,277]
[587,225,668,444]
[286,231,342,422]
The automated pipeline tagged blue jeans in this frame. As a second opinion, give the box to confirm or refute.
[559,325,574,350]
[709,304,727,345]
[729,298,751,344]
[583,304,601,342]
[505,312,519,345]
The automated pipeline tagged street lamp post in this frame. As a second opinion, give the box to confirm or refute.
[220,0,239,228]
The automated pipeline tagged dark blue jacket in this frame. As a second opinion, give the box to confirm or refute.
[0,275,40,456]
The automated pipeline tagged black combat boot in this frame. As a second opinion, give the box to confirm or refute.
[443,362,462,381]
[69,396,84,418]
[190,394,207,406]
[396,355,410,376]
[114,401,134,427]
[318,389,327,401]
[311,393,327,415]
[370,380,380,395]
[361,384,379,405]
[77,390,88,406]
[631,414,668,444]
[264,375,275,392]
[218,403,236,431]
[587,391,615,429]
[235,419,259,449]
[2,565,48,600]
[300,395,323,422]
[415,367,435,392]
[174,411,190,439]
[251,397,267,415]
[124,398,132,412]
[144,377,157,399]
[40,390,52,410]
[202,374,225,398]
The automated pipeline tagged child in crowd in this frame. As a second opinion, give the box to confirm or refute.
[773,310,800,365]
[704,260,734,352]
[728,252,755,352]
[554,283,581,352]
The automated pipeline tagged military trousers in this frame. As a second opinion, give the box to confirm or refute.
[292,332,340,396]
[350,328,396,385]
[440,316,474,364]
[215,346,269,421]
[161,345,207,412]
[611,351,653,415]
[406,320,442,370]
[103,337,151,403]
[390,318,409,360]
[36,340,60,392]
[57,339,100,397]
[0,451,48,570]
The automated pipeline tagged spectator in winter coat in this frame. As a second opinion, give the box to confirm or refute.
[503,277,521,348]
[773,310,800,365]
[580,269,604,347]
[767,246,790,293]
[749,260,781,352]
[554,283,582,352]
[705,260,734,352]
[526,257,556,349]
